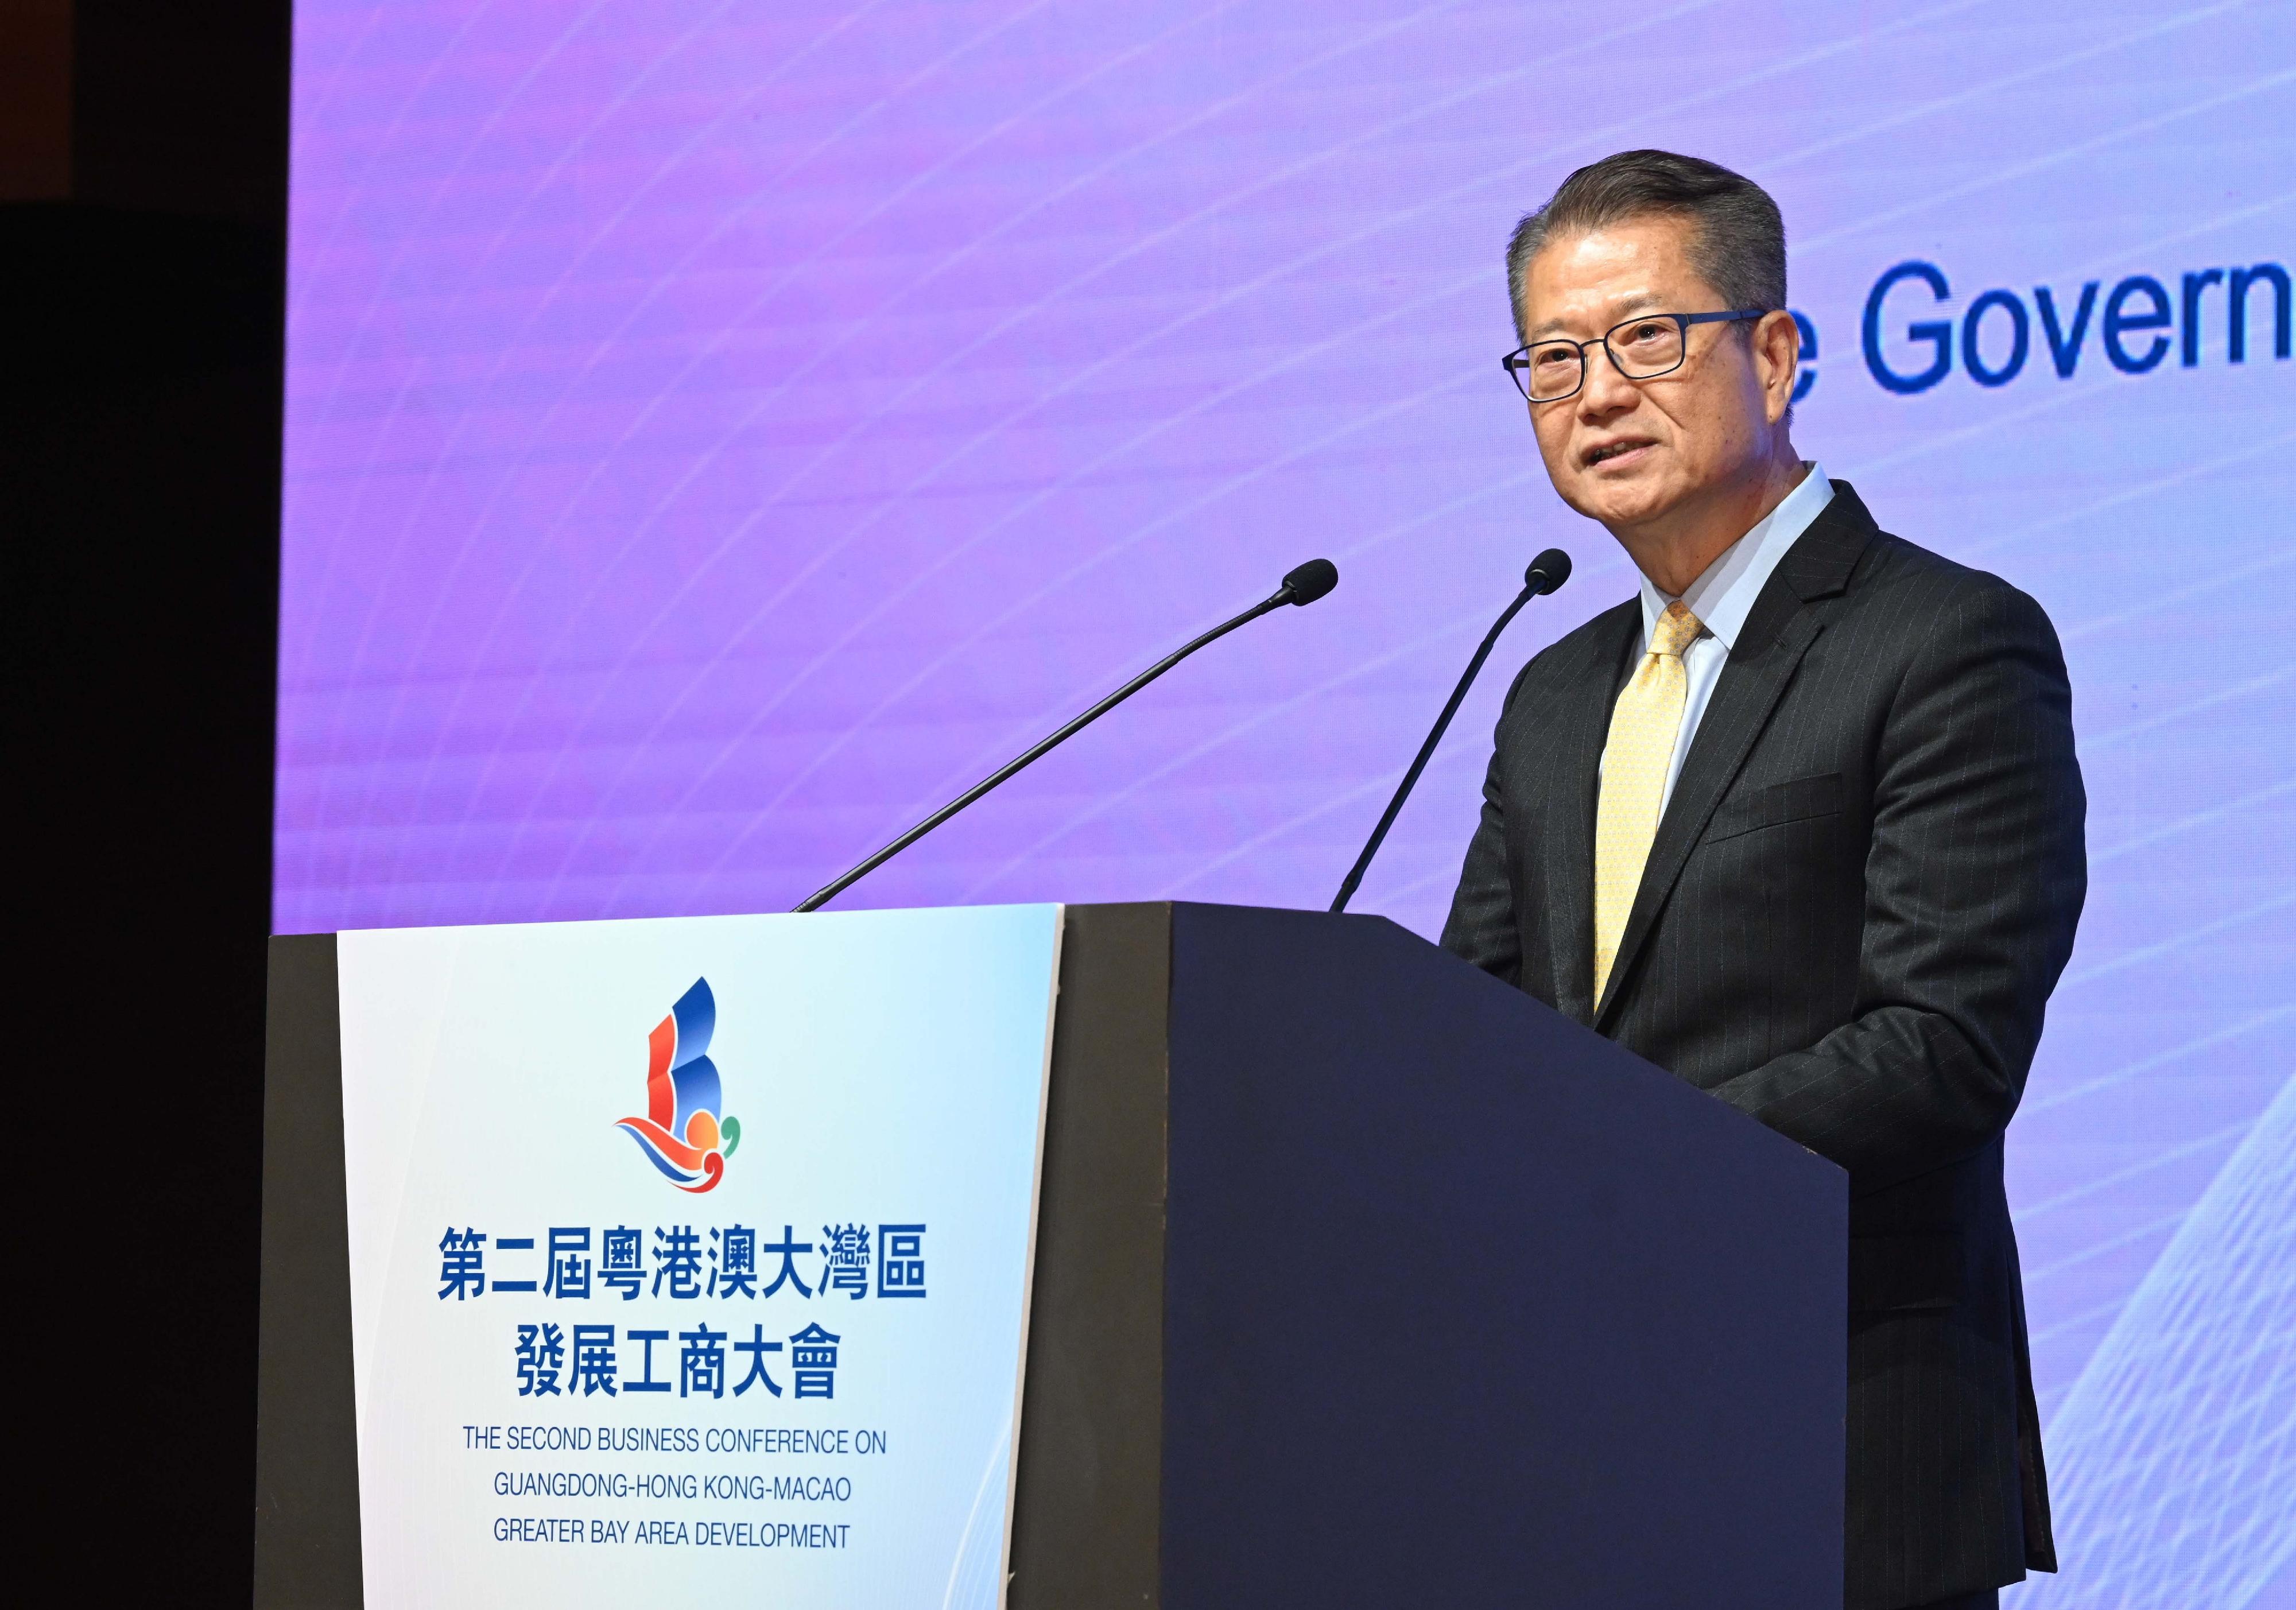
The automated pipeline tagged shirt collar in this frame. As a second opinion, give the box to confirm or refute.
[1638,463,1833,653]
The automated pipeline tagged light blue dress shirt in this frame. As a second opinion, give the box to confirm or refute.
[1629,462,1835,814]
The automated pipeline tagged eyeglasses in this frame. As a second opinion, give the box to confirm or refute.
[1502,309,1770,403]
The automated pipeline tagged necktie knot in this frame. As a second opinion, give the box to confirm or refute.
[1652,600,1702,659]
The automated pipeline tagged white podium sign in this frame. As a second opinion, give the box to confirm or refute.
[334,904,1063,1608]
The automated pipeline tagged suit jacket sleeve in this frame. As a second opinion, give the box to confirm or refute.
[1440,664,1532,989]
[1705,577,2086,1193]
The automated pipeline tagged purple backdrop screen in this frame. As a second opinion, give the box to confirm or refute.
[280,3,2293,1601]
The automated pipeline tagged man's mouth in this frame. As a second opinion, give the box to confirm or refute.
[1583,437,1654,468]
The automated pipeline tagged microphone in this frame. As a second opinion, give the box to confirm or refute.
[795,558,1340,913]
[1329,547,1570,913]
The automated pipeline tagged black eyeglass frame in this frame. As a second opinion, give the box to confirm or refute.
[1502,309,1771,403]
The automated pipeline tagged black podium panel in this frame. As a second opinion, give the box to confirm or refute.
[253,932,363,1609]
[1012,903,1844,1609]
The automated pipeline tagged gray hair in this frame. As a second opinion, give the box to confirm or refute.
[1504,150,1786,343]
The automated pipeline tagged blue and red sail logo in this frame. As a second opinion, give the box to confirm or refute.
[615,978,740,1193]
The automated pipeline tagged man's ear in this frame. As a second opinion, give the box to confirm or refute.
[1754,309,1801,425]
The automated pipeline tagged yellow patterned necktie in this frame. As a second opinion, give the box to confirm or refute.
[1593,600,1704,1004]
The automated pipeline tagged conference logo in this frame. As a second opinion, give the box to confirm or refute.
[614,977,742,1193]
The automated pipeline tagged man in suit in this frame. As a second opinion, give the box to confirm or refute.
[1442,150,2086,1610]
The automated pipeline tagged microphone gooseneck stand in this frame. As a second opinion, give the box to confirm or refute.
[796,558,1340,913]
[1329,548,1571,914]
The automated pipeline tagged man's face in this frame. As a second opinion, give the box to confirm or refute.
[1517,214,1791,533]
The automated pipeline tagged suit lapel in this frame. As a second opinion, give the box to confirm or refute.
[1590,482,1878,1033]
[1541,604,1640,1025]
[1592,611,1823,1030]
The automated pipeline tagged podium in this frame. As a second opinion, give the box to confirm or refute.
[257,902,1844,1608]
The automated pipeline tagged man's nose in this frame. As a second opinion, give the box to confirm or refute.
[1577,343,1638,417]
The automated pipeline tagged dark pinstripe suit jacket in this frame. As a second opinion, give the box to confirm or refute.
[1441,482,2085,1610]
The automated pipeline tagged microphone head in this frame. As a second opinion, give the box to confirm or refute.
[1525,548,1572,595]
[1282,557,1339,606]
